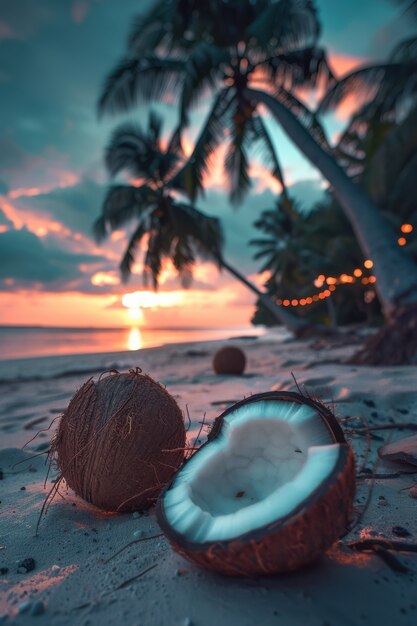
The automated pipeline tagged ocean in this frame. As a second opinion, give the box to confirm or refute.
[0,325,266,361]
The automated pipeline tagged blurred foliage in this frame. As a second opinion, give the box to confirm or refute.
[252,101,417,327]
[252,1,417,328]
[250,195,382,327]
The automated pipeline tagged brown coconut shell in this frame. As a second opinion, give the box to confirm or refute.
[213,346,246,375]
[157,391,355,576]
[53,370,186,513]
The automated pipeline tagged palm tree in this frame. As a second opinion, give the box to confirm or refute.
[97,0,417,324]
[98,0,329,206]
[250,196,315,300]
[250,196,375,327]
[319,0,417,125]
[94,111,308,333]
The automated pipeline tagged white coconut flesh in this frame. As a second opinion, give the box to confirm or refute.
[163,400,343,543]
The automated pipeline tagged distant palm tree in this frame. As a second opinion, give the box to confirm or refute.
[251,196,377,326]
[94,111,308,333]
[98,0,417,324]
[251,197,306,289]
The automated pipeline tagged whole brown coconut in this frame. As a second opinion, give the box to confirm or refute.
[52,370,186,512]
[157,391,355,576]
[213,345,246,375]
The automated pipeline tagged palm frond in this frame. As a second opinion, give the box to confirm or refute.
[179,43,228,125]
[250,116,287,194]
[257,46,335,90]
[127,1,175,53]
[143,228,171,288]
[386,151,417,214]
[170,202,224,262]
[128,0,201,55]
[120,221,148,283]
[158,151,183,184]
[224,118,251,205]
[93,215,107,242]
[166,124,184,157]
[274,87,331,151]
[393,0,417,21]
[94,185,155,240]
[98,56,185,117]
[105,114,183,183]
[174,88,234,201]
[368,103,417,206]
[148,110,163,150]
[105,123,152,178]
[317,63,412,113]
[391,35,417,62]
[248,0,320,52]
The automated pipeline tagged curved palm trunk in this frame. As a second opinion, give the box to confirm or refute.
[218,257,310,335]
[246,88,417,318]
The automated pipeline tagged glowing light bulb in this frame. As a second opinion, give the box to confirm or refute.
[364,260,373,269]
[398,237,407,246]
[401,223,413,234]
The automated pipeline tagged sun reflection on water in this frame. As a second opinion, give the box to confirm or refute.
[128,327,142,351]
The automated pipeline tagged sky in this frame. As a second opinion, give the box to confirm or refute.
[0,0,413,329]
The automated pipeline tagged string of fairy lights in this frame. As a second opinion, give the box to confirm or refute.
[276,223,414,308]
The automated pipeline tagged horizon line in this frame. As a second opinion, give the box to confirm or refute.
[0,324,253,332]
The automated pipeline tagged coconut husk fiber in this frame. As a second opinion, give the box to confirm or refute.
[52,370,186,513]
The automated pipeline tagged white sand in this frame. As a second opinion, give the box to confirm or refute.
[1,331,417,625]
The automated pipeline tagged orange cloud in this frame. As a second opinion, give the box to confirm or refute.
[9,171,79,199]
[91,271,120,286]
[328,51,367,78]
[327,51,370,122]
[250,162,283,194]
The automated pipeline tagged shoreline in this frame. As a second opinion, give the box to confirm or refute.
[1,332,417,625]
[0,325,268,363]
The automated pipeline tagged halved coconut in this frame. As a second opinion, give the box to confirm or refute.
[157,391,355,576]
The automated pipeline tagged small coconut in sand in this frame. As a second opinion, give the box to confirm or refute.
[50,369,186,513]
[213,346,246,375]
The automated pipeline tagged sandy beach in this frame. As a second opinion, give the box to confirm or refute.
[1,331,417,626]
